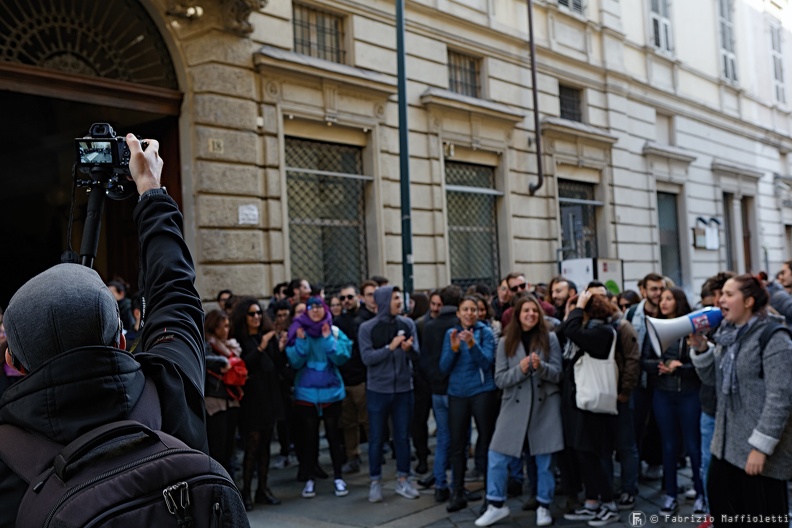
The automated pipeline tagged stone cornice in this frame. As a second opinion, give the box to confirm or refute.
[643,142,697,163]
[254,45,397,97]
[711,159,764,180]
[541,117,618,145]
[419,88,526,124]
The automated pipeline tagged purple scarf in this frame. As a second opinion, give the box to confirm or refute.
[286,299,333,347]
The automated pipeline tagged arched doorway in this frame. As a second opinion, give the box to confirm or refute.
[0,0,182,307]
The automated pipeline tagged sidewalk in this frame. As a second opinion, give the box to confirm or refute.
[244,441,705,528]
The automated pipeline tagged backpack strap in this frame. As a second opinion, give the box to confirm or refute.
[128,377,162,430]
[0,425,61,484]
[757,322,792,379]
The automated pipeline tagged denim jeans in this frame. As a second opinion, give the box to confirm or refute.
[602,398,639,495]
[432,394,451,489]
[487,450,555,505]
[700,411,715,502]
[367,389,414,480]
[652,389,703,497]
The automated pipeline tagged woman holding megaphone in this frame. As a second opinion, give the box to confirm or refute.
[690,275,792,526]
[641,288,704,517]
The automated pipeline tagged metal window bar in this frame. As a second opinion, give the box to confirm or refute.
[559,85,583,122]
[448,50,481,98]
[558,0,584,14]
[445,162,500,290]
[558,180,598,260]
[285,138,367,295]
[293,3,345,63]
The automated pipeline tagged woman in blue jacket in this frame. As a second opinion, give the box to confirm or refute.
[286,296,352,500]
[440,296,498,512]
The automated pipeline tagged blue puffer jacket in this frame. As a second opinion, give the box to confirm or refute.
[439,321,496,398]
[286,326,351,405]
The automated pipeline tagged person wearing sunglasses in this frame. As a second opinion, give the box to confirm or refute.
[231,297,285,511]
[333,284,370,475]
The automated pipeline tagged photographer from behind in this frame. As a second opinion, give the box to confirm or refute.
[0,135,208,525]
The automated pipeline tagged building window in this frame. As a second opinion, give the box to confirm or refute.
[293,3,345,64]
[445,161,501,289]
[650,0,672,53]
[771,20,786,104]
[559,85,583,122]
[558,0,584,14]
[718,0,737,82]
[285,138,369,293]
[558,180,600,260]
[448,50,481,98]
[657,192,683,286]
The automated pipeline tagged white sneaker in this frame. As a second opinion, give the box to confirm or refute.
[475,504,510,526]
[368,480,383,503]
[334,478,349,497]
[537,505,553,527]
[395,478,420,499]
[302,479,316,498]
[685,488,697,500]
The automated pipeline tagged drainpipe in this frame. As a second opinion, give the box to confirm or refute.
[527,0,544,195]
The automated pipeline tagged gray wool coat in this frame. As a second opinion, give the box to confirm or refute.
[691,316,792,481]
[489,332,564,458]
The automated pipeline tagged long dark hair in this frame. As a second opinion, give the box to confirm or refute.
[205,309,229,338]
[230,296,274,342]
[662,287,692,318]
[504,295,549,359]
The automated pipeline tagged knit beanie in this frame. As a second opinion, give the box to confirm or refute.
[4,264,121,372]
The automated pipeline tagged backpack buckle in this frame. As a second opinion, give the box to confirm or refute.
[163,481,190,515]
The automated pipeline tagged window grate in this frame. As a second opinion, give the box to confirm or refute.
[446,162,499,290]
[448,50,481,98]
[559,85,583,122]
[559,180,598,260]
[285,138,367,295]
[293,3,345,64]
[558,0,584,14]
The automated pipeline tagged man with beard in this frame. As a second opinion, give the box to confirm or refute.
[549,276,577,320]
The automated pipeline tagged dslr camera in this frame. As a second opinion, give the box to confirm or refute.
[75,123,146,176]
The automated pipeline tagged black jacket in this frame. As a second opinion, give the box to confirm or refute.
[334,309,367,386]
[420,307,459,395]
[0,194,206,528]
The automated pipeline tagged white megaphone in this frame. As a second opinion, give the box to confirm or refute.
[646,307,722,356]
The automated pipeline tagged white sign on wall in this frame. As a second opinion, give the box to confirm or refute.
[238,204,259,225]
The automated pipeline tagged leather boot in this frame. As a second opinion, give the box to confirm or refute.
[446,489,468,512]
[255,452,281,505]
[255,487,281,506]
[242,490,254,512]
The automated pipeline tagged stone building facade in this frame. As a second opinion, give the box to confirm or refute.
[0,0,790,305]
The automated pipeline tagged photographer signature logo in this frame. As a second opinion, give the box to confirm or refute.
[628,511,647,527]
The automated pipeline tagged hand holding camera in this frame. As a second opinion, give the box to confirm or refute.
[126,134,162,196]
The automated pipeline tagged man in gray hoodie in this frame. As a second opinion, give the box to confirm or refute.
[358,285,421,503]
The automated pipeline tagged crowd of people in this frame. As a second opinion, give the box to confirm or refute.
[200,266,792,527]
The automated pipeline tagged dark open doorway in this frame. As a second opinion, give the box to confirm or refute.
[0,89,181,307]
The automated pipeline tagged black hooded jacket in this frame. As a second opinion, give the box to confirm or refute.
[0,194,206,527]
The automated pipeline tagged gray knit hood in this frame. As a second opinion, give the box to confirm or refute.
[4,264,121,372]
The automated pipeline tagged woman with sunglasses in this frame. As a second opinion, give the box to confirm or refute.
[231,297,285,511]
[691,275,792,526]
[286,296,352,499]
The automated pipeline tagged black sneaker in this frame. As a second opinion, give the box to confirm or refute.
[659,496,678,516]
[588,506,620,526]
[617,492,636,510]
[564,505,599,521]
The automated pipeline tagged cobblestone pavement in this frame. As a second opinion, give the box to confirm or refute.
[243,440,707,528]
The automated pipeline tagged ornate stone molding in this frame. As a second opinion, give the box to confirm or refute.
[223,0,268,36]
[419,88,526,125]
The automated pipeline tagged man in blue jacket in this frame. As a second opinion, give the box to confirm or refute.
[358,285,421,503]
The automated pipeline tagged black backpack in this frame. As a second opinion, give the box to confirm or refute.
[0,382,249,528]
